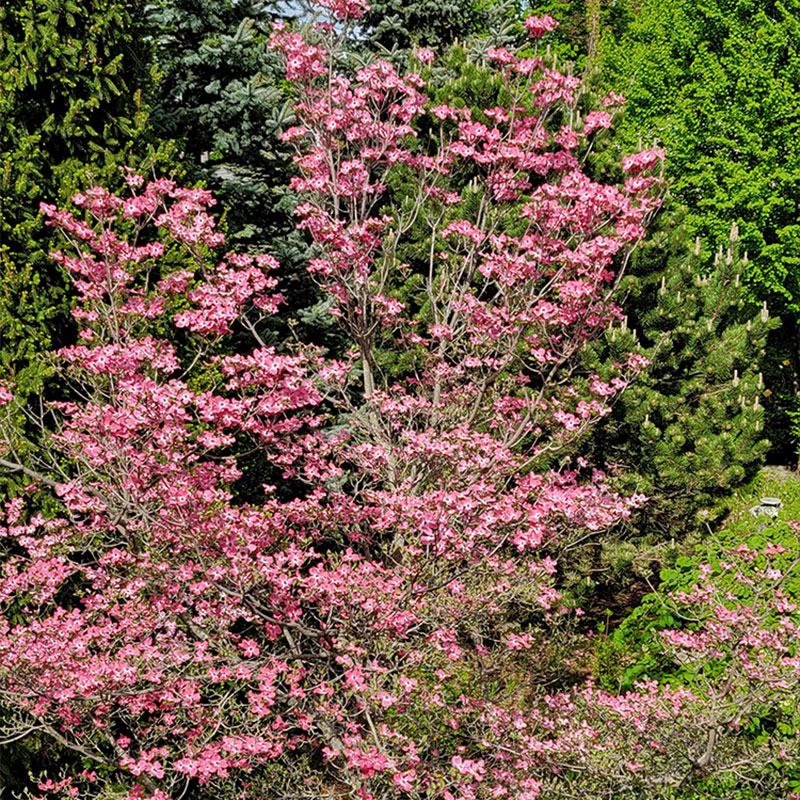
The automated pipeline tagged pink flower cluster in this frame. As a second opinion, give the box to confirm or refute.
[524,15,559,38]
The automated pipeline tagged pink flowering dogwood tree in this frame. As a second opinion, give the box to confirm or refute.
[1,2,798,798]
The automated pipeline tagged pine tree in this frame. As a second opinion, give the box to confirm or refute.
[586,211,776,541]
[145,0,296,250]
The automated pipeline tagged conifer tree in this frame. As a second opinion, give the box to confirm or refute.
[361,0,487,53]
[147,0,293,247]
[145,0,323,342]
[585,212,776,542]
[0,0,174,396]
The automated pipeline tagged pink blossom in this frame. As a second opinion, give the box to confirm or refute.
[524,15,559,38]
